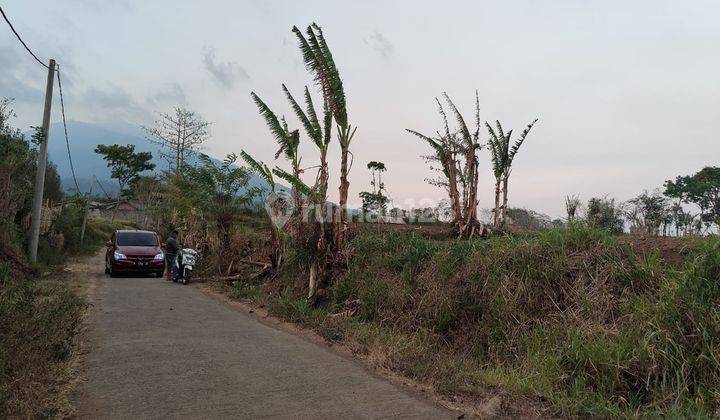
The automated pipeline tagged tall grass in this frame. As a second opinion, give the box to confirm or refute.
[267,227,719,417]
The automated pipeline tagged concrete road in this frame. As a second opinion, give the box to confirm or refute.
[75,254,453,419]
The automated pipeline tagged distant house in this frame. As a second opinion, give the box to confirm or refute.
[115,201,142,212]
[91,200,148,225]
[378,214,407,225]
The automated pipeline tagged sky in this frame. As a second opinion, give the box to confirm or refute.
[2,0,719,217]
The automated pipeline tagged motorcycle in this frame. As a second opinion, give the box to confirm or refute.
[172,248,199,285]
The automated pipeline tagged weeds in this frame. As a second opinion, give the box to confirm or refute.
[262,226,720,417]
[0,263,85,417]
[228,281,259,301]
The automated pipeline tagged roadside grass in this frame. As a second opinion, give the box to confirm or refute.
[243,226,720,417]
[228,281,260,301]
[0,263,85,418]
[0,216,130,417]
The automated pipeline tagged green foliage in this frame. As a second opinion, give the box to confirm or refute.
[586,196,624,234]
[240,150,274,188]
[625,190,669,235]
[487,118,539,179]
[0,98,63,251]
[359,160,389,215]
[250,92,300,163]
[359,191,389,215]
[175,153,257,239]
[228,282,259,301]
[94,143,154,198]
[507,207,552,230]
[271,297,325,327]
[565,195,581,223]
[665,167,720,230]
[282,84,329,151]
[293,24,347,129]
[272,167,316,200]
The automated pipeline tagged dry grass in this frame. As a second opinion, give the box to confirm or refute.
[0,264,86,418]
[0,217,120,418]
[227,226,720,418]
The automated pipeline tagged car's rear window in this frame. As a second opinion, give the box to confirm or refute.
[116,232,158,247]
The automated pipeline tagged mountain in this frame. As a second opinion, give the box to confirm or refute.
[40,121,274,196]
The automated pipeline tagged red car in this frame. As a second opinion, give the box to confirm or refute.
[105,230,165,277]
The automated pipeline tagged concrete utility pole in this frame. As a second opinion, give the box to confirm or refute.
[28,58,56,263]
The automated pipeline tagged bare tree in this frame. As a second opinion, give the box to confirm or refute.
[142,107,210,176]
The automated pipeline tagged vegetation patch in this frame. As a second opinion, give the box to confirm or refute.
[0,263,86,418]
[236,227,720,417]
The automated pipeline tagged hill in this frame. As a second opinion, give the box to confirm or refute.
[40,121,273,196]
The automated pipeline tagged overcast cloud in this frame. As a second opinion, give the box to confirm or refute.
[1,0,719,217]
[202,46,250,88]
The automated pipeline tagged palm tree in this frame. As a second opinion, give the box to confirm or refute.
[292,23,356,258]
[486,119,538,228]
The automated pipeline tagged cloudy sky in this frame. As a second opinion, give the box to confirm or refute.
[2,0,719,217]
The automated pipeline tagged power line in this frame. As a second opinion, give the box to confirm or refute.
[94,175,113,200]
[56,66,81,194]
[1,6,84,197]
[0,5,49,69]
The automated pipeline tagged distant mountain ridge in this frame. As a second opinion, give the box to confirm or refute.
[37,121,273,196]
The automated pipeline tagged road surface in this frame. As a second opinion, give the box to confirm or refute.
[75,254,453,419]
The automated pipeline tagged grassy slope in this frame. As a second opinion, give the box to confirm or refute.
[0,217,133,417]
[227,227,720,417]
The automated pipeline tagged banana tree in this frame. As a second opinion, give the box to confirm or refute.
[239,151,285,269]
[565,195,581,224]
[407,92,483,238]
[281,84,333,298]
[486,119,538,227]
[292,23,356,259]
[250,92,302,211]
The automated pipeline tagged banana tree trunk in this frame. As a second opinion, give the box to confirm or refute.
[309,155,330,300]
[501,177,509,226]
[446,155,462,227]
[334,146,350,257]
[467,159,479,224]
[292,166,303,211]
[268,192,284,269]
[493,179,501,228]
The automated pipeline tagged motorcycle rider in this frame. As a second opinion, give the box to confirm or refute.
[165,229,179,280]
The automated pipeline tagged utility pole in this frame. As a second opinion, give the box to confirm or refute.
[28,58,56,263]
[80,176,95,245]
